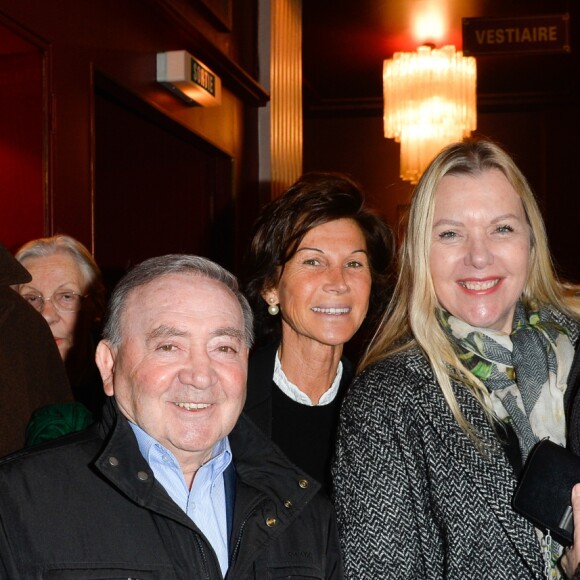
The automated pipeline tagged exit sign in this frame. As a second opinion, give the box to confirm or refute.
[157,50,222,107]
[190,59,217,97]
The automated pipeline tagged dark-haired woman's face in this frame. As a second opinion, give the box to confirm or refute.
[264,219,372,348]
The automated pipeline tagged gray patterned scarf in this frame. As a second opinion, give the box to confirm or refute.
[439,302,576,462]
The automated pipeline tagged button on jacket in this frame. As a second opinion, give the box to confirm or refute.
[0,398,343,579]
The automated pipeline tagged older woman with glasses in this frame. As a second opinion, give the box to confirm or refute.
[15,235,106,419]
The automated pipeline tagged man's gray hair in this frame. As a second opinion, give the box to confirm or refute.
[102,254,254,348]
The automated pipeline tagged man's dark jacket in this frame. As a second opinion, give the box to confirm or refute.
[0,398,343,579]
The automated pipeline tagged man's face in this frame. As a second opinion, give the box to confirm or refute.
[96,273,248,471]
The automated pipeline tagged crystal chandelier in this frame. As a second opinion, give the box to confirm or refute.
[383,45,477,184]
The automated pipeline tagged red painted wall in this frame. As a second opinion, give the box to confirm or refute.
[0,42,44,250]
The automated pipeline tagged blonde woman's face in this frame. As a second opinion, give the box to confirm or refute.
[19,253,87,360]
[429,169,530,333]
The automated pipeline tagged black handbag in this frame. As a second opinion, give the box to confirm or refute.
[512,439,580,546]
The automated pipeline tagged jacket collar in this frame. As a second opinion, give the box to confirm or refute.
[230,412,320,499]
[94,398,321,527]
[94,398,194,528]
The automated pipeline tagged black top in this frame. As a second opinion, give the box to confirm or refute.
[70,356,105,419]
[244,341,353,493]
[565,342,580,455]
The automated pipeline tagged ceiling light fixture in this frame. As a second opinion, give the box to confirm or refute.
[383,45,477,184]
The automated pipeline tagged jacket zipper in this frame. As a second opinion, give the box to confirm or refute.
[227,496,269,576]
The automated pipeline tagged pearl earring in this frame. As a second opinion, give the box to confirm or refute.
[268,298,279,316]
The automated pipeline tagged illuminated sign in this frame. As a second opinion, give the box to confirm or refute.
[157,51,221,107]
[190,59,216,97]
[462,14,570,55]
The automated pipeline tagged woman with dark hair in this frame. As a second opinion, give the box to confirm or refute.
[243,172,393,492]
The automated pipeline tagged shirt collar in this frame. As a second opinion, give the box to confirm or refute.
[273,350,343,406]
[129,420,232,481]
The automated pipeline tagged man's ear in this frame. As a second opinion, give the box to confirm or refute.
[96,340,116,396]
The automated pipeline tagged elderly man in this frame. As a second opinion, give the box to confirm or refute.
[0,254,343,578]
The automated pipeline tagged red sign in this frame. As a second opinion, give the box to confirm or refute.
[462,14,570,55]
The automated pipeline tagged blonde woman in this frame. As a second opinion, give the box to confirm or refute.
[332,140,580,579]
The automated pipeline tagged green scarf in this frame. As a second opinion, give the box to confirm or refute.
[25,402,94,447]
[439,301,576,462]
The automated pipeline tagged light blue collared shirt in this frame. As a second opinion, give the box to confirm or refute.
[129,422,232,577]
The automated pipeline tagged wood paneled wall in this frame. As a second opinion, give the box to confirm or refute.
[0,0,267,275]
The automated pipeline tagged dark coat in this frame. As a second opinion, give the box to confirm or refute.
[333,343,579,579]
[0,398,343,579]
[565,343,580,454]
[564,342,580,580]
[0,244,71,456]
[244,341,353,492]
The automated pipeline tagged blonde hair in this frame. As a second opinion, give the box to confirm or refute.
[362,139,580,442]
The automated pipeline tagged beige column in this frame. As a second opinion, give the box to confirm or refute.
[260,0,303,199]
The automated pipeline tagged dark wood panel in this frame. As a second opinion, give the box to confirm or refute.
[94,87,234,289]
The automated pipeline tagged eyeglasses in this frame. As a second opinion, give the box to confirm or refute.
[21,291,87,313]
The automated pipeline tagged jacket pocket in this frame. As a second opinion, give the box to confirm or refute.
[253,561,323,579]
[43,567,168,579]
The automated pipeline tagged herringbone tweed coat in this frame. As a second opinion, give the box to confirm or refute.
[333,345,560,580]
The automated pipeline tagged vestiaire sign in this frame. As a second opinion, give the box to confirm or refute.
[462,14,570,55]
